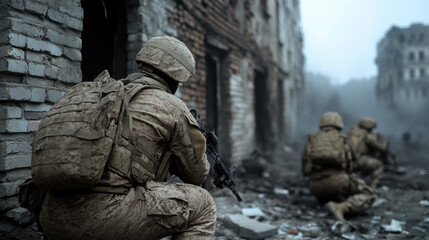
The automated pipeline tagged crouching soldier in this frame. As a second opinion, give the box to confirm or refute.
[348,117,388,189]
[302,112,376,221]
[34,36,216,239]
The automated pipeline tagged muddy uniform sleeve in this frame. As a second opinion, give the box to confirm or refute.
[365,134,387,152]
[169,111,209,186]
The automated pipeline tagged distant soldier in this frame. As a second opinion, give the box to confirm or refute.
[302,112,376,221]
[348,117,389,189]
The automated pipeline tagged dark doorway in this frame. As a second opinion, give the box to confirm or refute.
[205,53,221,135]
[254,69,272,152]
[81,0,127,81]
[277,78,284,140]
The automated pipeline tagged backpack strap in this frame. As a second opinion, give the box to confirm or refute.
[118,74,173,184]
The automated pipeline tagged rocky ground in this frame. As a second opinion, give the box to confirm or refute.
[212,139,429,240]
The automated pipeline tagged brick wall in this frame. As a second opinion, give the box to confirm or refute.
[0,0,82,237]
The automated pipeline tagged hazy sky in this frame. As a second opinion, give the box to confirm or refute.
[301,0,429,84]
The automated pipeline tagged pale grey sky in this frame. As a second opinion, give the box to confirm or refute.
[301,0,429,84]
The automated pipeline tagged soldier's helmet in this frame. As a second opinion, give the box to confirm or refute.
[358,117,377,130]
[135,36,196,83]
[319,112,344,130]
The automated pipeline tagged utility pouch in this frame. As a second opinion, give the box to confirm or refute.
[18,178,47,231]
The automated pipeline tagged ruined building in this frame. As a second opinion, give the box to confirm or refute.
[0,0,304,235]
[376,23,429,108]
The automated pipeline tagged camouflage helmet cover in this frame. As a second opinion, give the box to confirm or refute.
[319,111,344,130]
[358,117,377,130]
[135,36,196,83]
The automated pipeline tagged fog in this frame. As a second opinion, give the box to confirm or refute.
[298,72,429,143]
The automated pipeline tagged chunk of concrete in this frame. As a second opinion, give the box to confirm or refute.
[242,207,264,217]
[226,214,278,239]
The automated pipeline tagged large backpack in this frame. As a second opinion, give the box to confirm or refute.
[31,70,168,191]
[308,130,348,169]
[347,125,368,157]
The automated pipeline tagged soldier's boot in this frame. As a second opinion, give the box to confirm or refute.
[326,201,347,222]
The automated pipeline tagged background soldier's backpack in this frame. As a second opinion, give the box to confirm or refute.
[308,130,347,169]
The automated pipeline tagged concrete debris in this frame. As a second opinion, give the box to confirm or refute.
[384,211,394,216]
[419,200,429,206]
[381,219,405,233]
[242,150,270,177]
[381,186,389,192]
[372,198,387,207]
[419,170,426,175]
[283,145,293,153]
[241,207,264,217]
[424,217,429,223]
[288,229,299,235]
[341,233,356,240]
[286,232,303,239]
[274,187,290,195]
[257,194,266,199]
[226,214,278,239]
[331,221,353,236]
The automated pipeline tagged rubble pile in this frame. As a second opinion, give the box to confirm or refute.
[212,142,429,239]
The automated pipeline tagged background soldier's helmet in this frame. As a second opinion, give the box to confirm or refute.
[358,117,377,130]
[319,112,344,130]
[135,36,196,83]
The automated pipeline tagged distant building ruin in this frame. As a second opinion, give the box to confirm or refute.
[376,23,429,108]
[0,0,304,236]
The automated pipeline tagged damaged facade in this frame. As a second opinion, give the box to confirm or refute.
[0,0,303,235]
[376,23,429,108]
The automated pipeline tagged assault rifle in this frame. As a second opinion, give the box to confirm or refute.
[190,109,242,202]
[380,142,396,166]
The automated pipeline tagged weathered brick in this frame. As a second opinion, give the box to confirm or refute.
[27,120,40,131]
[44,65,59,79]
[6,207,32,225]
[57,68,81,83]
[47,9,83,31]
[0,106,22,119]
[0,153,31,171]
[24,111,46,120]
[0,84,31,101]
[63,47,82,61]
[0,138,32,155]
[46,29,82,49]
[59,4,84,19]
[0,197,19,212]
[24,76,54,87]
[0,119,28,133]
[10,18,45,38]
[9,0,24,11]
[30,87,45,102]
[0,46,25,59]
[26,51,48,63]
[28,62,45,77]
[0,59,28,74]
[27,37,62,56]
[24,103,52,112]
[0,180,24,198]
[0,32,27,47]
[25,1,48,15]
[47,89,64,103]
[0,168,31,183]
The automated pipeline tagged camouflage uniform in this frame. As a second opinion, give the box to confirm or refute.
[39,36,216,239]
[302,112,376,221]
[348,117,387,189]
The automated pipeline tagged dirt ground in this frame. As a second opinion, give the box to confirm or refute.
[212,139,429,240]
